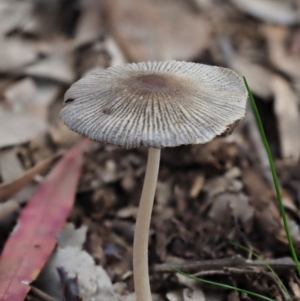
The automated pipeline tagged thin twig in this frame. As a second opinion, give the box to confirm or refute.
[193,270,229,277]
[154,256,295,273]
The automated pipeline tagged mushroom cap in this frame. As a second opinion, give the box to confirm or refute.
[60,61,247,149]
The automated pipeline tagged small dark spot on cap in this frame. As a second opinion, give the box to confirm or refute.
[137,74,167,89]
[102,108,113,115]
[220,119,241,136]
[65,98,75,104]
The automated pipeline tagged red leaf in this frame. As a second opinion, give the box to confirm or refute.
[0,138,91,301]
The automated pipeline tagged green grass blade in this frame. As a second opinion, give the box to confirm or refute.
[173,267,276,301]
[243,76,300,276]
[231,242,290,299]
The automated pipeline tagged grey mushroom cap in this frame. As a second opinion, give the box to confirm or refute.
[60,61,247,149]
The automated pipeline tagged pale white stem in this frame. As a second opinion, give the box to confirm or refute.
[133,147,161,301]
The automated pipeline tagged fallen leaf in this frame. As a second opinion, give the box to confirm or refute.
[0,139,90,301]
[0,78,50,149]
[0,1,33,36]
[209,192,254,233]
[167,290,183,301]
[203,168,242,198]
[0,148,24,183]
[263,25,300,79]
[0,112,47,148]
[271,75,300,161]
[189,174,205,198]
[229,0,298,25]
[183,287,205,301]
[22,54,75,84]
[289,279,300,299]
[105,0,210,61]
[73,0,104,48]
[230,55,272,100]
[36,223,120,301]
[242,168,283,244]
[32,81,61,107]
[105,36,127,67]
[0,38,38,73]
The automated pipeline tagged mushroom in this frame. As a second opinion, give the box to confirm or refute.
[60,61,247,301]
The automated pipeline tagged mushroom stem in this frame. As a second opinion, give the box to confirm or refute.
[133,147,161,301]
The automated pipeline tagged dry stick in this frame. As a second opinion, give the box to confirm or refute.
[0,151,64,202]
[154,256,296,273]
[21,281,59,301]
[134,147,161,301]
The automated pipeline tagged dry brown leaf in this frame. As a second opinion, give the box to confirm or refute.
[209,192,254,232]
[183,288,205,301]
[0,151,63,202]
[0,78,49,148]
[167,290,183,301]
[203,168,243,198]
[0,1,33,36]
[230,55,272,100]
[34,81,61,106]
[49,121,81,147]
[73,0,104,48]
[22,54,75,84]
[0,38,38,72]
[228,291,240,301]
[289,279,300,299]
[189,174,205,198]
[105,0,210,61]
[0,112,47,148]
[229,0,298,25]
[116,206,138,219]
[105,36,127,67]
[271,75,300,160]
[242,169,283,242]
[281,189,299,217]
[0,148,24,183]
[4,78,37,110]
[263,25,300,79]
[5,77,59,108]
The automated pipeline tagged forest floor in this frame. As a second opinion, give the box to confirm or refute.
[1,1,300,301]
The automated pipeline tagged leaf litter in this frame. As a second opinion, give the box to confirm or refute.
[1,0,300,301]
[0,139,90,301]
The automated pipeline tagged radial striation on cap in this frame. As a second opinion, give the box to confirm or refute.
[60,61,248,149]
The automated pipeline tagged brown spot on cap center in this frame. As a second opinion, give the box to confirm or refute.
[137,74,167,88]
